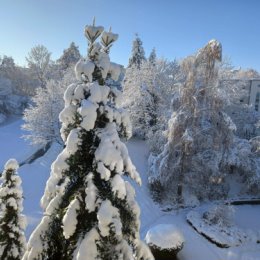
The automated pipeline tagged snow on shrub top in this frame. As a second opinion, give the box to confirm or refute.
[4,158,19,170]
[145,224,184,249]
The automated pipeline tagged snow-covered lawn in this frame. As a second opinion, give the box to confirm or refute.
[234,205,260,231]
[0,118,39,170]
[0,118,61,236]
[187,208,260,248]
[19,144,61,236]
[0,119,260,260]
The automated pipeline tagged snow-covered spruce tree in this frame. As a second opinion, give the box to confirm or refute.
[123,35,152,139]
[149,40,260,204]
[123,59,157,139]
[0,159,26,260]
[123,57,180,142]
[23,21,153,260]
[128,34,146,69]
[57,42,81,71]
[146,59,181,154]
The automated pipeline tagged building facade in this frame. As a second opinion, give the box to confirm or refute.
[249,80,260,111]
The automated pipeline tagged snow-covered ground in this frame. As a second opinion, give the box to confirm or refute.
[0,118,61,236]
[0,118,39,170]
[0,119,260,260]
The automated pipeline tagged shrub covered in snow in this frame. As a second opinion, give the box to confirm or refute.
[22,21,154,260]
[0,159,26,260]
[145,224,184,259]
[202,204,235,228]
[187,206,257,248]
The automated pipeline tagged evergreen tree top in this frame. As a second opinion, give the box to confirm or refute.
[128,34,146,69]
[74,21,121,85]
[148,48,157,66]
[57,42,81,70]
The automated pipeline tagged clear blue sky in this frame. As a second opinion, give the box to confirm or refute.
[0,0,259,70]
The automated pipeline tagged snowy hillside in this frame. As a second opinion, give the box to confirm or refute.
[0,119,260,260]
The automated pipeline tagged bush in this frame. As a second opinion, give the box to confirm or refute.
[145,224,184,260]
[203,204,235,228]
[149,244,183,260]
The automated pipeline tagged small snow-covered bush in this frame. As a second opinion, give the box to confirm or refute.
[145,224,184,259]
[203,204,235,228]
[187,207,256,247]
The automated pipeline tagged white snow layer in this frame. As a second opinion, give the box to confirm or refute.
[23,216,51,260]
[59,105,77,125]
[95,123,141,185]
[4,158,19,170]
[76,227,100,260]
[108,62,121,81]
[125,181,141,221]
[66,128,81,155]
[62,197,80,239]
[136,241,155,260]
[115,240,134,260]
[97,200,122,237]
[96,162,111,181]
[98,52,111,79]
[85,173,97,213]
[45,193,62,215]
[60,71,132,142]
[111,88,123,107]
[75,59,95,82]
[88,83,110,104]
[101,31,119,47]
[145,224,184,249]
[78,99,98,131]
[111,174,126,199]
[84,25,104,42]
[63,83,77,106]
